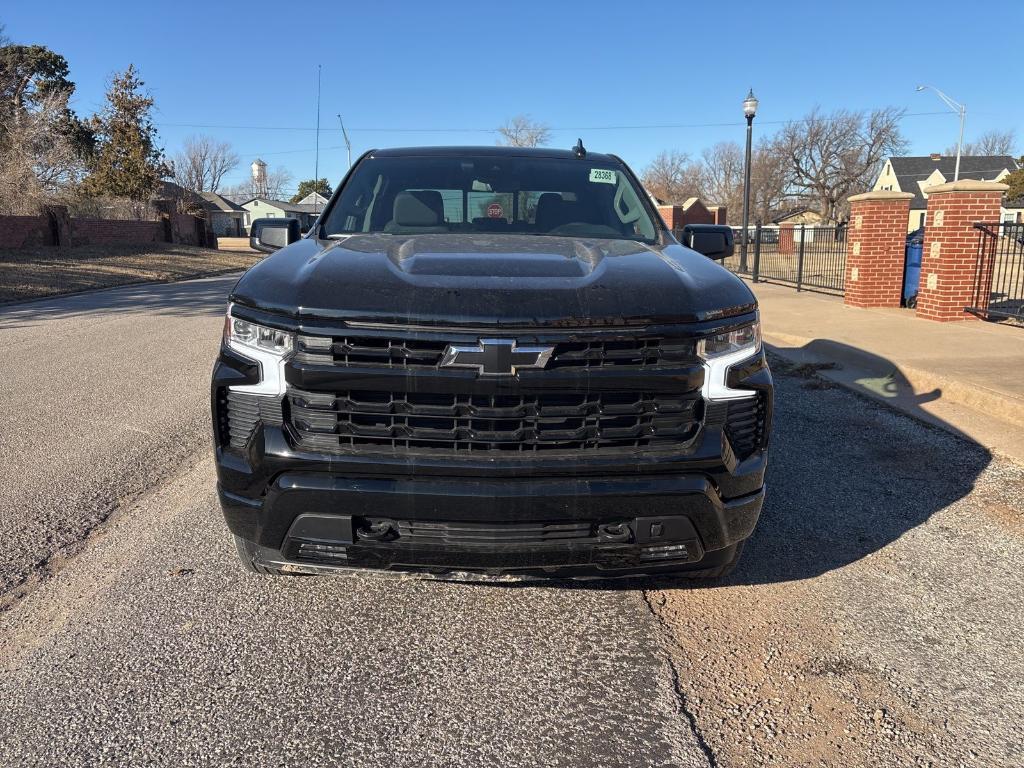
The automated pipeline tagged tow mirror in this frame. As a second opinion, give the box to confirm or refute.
[679,224,734,260]
[250,218,301,253]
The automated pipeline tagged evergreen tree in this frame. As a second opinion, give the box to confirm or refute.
[291,178,332,203]
[83,65,168,202]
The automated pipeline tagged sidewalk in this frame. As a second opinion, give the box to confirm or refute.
[748,281,1024,462]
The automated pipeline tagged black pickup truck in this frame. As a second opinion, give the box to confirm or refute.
[213,145,771,579]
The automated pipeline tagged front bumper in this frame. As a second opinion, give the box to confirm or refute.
[213,329,772,579]
[219,471,764,578]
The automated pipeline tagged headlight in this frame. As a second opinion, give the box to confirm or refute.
[223,306,293,356]
[697,322,761,360]
[698,320,761,401]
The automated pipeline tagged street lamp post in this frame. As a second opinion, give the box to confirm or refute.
[916,85,966,181]
[740,89,759,272]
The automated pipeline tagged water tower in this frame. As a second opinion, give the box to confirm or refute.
[251,158,268,198]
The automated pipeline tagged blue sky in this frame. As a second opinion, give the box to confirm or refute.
[4,0,1021,195]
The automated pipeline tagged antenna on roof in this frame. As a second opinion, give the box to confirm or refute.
[573,138,586,159]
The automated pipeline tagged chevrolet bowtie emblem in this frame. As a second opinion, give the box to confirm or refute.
[439,338,554,376]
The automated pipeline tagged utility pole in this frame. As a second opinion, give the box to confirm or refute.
[337,115,352,169]
[916,85,967,181]
[314,64,322,215]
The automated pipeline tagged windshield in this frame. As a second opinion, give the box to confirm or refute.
[320,154,659,243]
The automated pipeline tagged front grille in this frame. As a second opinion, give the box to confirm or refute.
[293,333,696,370]
[287,388,702,454]
[391,519,596,545]
[724,393,768,459]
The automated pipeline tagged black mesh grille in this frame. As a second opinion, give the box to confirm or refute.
[724,394,767,459]
[293,333,696,370]
[287,388,702,454]
[222,391,283,449]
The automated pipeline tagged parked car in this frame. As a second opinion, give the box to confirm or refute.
[212,145,773,580]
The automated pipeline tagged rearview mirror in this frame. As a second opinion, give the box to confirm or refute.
[679,224,734,260]
[250,218,301,253]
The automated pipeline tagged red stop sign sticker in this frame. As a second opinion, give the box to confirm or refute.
[486,202,504,219]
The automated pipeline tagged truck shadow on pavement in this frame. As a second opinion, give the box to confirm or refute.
[0,274,237,329]
[730,343,991,587]
[487,342,992,591]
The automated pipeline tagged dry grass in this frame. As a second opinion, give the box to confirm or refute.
[0,244,263,303]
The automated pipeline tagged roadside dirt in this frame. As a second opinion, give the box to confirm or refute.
[0,243,261,302]
[647,582,959,767]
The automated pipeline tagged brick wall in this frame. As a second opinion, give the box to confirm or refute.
[0,212,212,250]
[0,215,53,248]
[914,181,1007,322]
[71,218,164,246]
[843,191,914,308]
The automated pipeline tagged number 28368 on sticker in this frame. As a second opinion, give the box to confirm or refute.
[589,168,616,184]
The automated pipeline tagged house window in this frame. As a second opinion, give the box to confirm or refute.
[919,212,926,228]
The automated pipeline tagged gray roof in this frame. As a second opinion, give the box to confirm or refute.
[243,198,322,214]
[888,155,1019,209]
[199,191,245,213]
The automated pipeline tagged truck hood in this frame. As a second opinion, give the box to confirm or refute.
[230,233,756,327]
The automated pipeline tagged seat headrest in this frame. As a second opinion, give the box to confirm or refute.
[393,191,441,227]
[535,192,567,231]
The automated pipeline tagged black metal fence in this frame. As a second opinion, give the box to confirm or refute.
[969,222,1024,324]
[719,223,848,294]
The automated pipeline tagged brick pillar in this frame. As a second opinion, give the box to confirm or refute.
[843,190,914,308]
[915,180,1007,322]
[779,223,795,255]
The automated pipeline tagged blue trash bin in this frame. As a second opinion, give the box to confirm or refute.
[903,228,924,306]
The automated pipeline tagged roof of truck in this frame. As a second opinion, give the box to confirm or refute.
[369,146,620,163]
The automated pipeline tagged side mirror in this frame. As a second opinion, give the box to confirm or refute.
[679,224,734,260]
[250,218,301,253]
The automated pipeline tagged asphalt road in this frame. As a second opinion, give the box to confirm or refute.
[0,277,232,600]
[0,277,706,767]
[1,276,1022,767]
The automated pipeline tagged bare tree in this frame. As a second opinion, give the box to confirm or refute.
[946,129,1017,157]
[771,107,907,223]
[697,141,745,213]
[641,150,701,204]
[222,165,294,202]
[172,135,239,193]
[0,91,88,214]
[497,115,551,148]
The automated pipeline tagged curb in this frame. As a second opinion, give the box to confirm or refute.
[763,331,1024,429]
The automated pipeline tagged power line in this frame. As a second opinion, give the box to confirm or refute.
[156,111,957,135]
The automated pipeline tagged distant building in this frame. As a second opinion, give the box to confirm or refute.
[872,154,1022,230]
[154,182,246,237]
[198,192,247,237]
[241,198,322,233]
[772,208,824,226]
[295,191,330,207]
[654,197,727,229]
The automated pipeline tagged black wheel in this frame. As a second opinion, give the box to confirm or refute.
[233,534,292,576]
[680,541,745,579]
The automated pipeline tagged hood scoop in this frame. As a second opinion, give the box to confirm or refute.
[384,235,605,278]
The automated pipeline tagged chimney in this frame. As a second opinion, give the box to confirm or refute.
[929,153,941,161]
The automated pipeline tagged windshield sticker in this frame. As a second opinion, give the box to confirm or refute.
[486,202,504,219]
[589,168,616,184]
